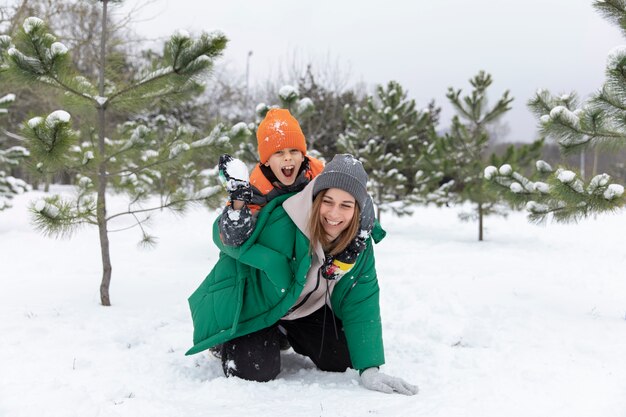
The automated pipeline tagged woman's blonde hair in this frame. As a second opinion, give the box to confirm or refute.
[308,189,361,256]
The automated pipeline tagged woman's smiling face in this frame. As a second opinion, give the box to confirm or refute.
[318,188,356,240]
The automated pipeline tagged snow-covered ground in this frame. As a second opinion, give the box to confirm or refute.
[1,187,625,417]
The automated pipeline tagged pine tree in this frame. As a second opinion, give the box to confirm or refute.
[295,64,367,159]
[2,3,235,306]
[338,80,443,222]
[0,91,30,210]
[0,34,30,211]
[484,1,626,222]
[435,71,541,241]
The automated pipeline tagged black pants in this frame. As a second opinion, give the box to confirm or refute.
[220,305,352,382]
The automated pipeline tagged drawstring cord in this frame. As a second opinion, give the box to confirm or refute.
[318,280,340,358]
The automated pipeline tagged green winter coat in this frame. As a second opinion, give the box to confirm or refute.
[186,194,386,371]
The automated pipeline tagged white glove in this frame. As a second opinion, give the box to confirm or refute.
[360,367,418,396]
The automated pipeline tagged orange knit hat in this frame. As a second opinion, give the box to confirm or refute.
[256,108,307,164]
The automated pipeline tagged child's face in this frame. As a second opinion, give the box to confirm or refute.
[264,148,304,186]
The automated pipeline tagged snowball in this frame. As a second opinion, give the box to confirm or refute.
[557,170,576,183]
[539,115,550,124]
[7,48,17,57]
[604,184,624,200]
[50,42,68,56]
[484,166,498,180]
[510,183,523,193]
[224,158,249,182]
[499,164,513,176]
[23,17,44,34]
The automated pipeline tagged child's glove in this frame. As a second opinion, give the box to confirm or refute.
[360,368,418,396]
[218,154,252,204]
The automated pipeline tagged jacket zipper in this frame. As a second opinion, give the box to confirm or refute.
[286,269,321,315]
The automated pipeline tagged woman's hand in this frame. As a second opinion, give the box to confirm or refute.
[360,367,418,396]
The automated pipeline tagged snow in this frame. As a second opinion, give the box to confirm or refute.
[2,188,626,417]
[509,183,523,193]
[498,164,512,176]
[483,166,497,180]
[278,85,298,101]
[50,42,68,56]
[607,45,626,70]
[549,106,580,127]
[27,116,43,128]
[224,158,249,182]
[534,182,550,194]
[603,184,624,200]
[168,143,190,159]
[23,16,44,34]
[173,29,191,39]
[0,93,16,104]
[45,110,71,127]
[557,169,576,184]
[536,160,553,173]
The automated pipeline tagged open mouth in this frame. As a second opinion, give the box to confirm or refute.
[281,165,295,177]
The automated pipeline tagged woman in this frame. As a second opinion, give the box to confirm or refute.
[187,154,417,395]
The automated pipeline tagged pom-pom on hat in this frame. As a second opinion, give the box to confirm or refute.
[256,108,307,164]
[313,154,369,210]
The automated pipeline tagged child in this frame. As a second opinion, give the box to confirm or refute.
[218,108,324,247]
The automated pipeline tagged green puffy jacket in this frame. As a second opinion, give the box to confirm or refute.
[186,194,386,371]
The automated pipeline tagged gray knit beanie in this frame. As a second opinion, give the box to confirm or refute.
[313,154,369,210]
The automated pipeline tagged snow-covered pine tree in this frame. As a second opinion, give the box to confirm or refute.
[295,65,367,159]
[0,34,30,211]
[435,71,542,241]
[0,91,30,211]
[484,1,626,222]
[3,4,232,306]
[338,80,443,222]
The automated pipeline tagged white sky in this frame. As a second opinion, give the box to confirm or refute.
[116,0,624,143]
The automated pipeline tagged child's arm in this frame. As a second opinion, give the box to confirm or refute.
[218,154,256,246]
[218,204,256,246]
